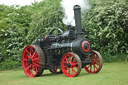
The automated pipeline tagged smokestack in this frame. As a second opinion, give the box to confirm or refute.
[73,5,83,38]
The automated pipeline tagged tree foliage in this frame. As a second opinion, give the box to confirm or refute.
[27,0,65,44]
[0,5,31,70]
[82,0,128,62]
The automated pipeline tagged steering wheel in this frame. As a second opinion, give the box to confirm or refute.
[49,28,63,36]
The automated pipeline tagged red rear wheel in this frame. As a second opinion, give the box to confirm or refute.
[21,45,45,77]
[84,50,103,73]
[61,52,82,77]
[49,69,62,74]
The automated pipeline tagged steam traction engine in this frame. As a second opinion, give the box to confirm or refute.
[21,5,103,77]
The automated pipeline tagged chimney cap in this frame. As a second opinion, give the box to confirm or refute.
[73,5,81,10]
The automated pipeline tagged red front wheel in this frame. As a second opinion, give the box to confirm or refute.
[61,52,82,77]
[21,45,45,77]
[84,50,103,73]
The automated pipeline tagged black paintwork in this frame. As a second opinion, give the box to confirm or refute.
[33,5,92,70]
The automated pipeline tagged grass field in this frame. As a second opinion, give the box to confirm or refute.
[0,63,128,85]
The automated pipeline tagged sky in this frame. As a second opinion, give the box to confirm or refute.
[0,0,43,6]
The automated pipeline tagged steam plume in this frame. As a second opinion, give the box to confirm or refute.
[60,0,90,26]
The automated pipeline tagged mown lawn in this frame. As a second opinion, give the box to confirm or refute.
[0,63,128,85]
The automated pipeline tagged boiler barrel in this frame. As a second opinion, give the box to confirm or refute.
[49,38,91,57]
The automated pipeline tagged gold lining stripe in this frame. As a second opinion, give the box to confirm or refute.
[71,42,74,52]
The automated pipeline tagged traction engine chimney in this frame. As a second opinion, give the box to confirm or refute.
[73,5,82,39]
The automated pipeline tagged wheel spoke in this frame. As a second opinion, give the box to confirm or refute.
[25,51,31,59]
[29,48,32,56]
[35,67,38,73]
[26,64,32,71]
[87,64,91,68]
[30,64,33,70]
[70,55,73,62]
[72,68,77,74]
[74,63,78,65]
[64,66,67,68]
[36,61,39,64]
[94,65,95,71]
[33,66,38,74]
[66,68,69,71]
[24,59,28,62]
[91,53,95,59]
[94,65,98,70]
[33,62,39,67]
[96,60,100,62]
[31,47,34,54]
[31,69,33,76]
[95,56,98,60]
[66,68,70,74]
[96,63,100,66]
[64,61,68,64]
[73,58,77,63]
[67,55,70,59]
[33,58,39,61]
[65,58,69,63]
[74,66,78,69]
[71,68,74,75]
[90,65,92,71]
[25,50,30,55]
[31,51,37,59]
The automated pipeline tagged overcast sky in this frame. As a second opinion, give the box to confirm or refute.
[0,0,43,6]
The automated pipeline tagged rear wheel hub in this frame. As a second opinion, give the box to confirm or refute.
[28,59,32,64]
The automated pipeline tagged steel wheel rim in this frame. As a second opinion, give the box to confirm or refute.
[61,53,81,77]
[84,50,103,73]
[21,45,39,77]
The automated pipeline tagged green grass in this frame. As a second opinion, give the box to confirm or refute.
[0,63,128,85]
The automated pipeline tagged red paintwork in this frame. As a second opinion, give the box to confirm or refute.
[84,51,101,73]
[82,41,90,52]
[61,53,79,77]
[21,45,39,77]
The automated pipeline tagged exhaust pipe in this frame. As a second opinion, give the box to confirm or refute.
[73,5,83,39]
